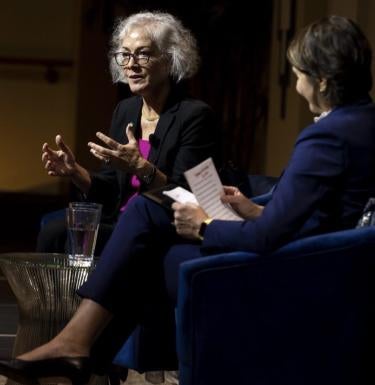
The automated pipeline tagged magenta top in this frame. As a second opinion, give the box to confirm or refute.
[120,139,151,212]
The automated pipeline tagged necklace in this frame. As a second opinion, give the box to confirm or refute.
[142,115,160,122]
[142,106,160,122]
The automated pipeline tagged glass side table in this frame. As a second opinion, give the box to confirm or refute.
[0,253,104,385]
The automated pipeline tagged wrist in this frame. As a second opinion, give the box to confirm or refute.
[198,218,213,241]
[71,164,91,194]
[138,161,157,185]
[70,162,82,177]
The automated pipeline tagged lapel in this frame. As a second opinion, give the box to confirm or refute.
[118,97,142,196]
[123,97,142,145]
[148,88,181,164]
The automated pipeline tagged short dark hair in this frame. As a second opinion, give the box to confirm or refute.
[287,15,372,106]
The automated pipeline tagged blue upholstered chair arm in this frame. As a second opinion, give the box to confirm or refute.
[176,226,375,385]
[40,208,65,228]
[251,190,273,206]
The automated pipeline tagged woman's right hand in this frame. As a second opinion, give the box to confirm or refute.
[42,135,77,177]
[42,135,91,193]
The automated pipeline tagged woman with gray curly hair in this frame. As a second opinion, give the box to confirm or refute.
[109,11,200,84]
[38,11,219,256]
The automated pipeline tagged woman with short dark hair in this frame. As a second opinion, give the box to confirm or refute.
[287,15,372,107]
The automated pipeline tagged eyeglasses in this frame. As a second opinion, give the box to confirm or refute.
[114,51,151,66]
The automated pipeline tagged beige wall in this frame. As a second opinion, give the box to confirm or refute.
[0,0,79,193]
[265,0,375,176]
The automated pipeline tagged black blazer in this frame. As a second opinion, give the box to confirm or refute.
[87,89,220,221]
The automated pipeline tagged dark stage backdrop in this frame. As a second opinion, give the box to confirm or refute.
[91,0,273,173]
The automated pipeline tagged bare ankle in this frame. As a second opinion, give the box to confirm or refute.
[17,338,88,361]
[52,336,89,357]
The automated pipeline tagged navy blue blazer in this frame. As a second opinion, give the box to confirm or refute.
[86,89,220,221]
[203,97,375,254]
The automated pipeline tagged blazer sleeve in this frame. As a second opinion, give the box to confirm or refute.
[202,128,346,254]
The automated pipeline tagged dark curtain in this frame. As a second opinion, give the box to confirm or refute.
[187,2,273,173]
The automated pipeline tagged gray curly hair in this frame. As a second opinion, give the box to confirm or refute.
[109,11,200,84]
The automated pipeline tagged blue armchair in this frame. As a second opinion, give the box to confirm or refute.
[113,180,375,385]
[115,225,375,384]
[176,225,375,385]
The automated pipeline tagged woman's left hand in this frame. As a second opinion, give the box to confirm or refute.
[172,202,209,240]
[221,186,264,219]
[88,123,146,173]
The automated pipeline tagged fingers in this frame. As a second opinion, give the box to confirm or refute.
[172,203,205,224]
[222,185,240,195]
[173,202,187,223]
[90,125,141,170]
[42,142,56,156]
[41,143,55,170]
[42,143,51,159]
[221,194,243,204]
[172,203,207,240]
[43,157,61,176]
[89,147,110,162]
[42,142,60,165]
[173,203,192,237]
[42,135,78,177]
[47,170,59,177]
[88,132,117,161]
[172,202,198,215]
[221,190,246,204]
[88,141,115,160]
[221,186,241,203]
[172,202,187,224]
[45,135,75,166]
[171,202,182,211]
[55,134,63,146]
[55,135,74,157]
[125,123,137,145]
[95,132,121,150]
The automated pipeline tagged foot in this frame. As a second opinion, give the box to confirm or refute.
[0,357,92,385]
[17,337,89,362]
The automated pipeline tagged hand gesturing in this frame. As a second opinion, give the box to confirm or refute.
[88,123,146,173]
[42,135,76,177]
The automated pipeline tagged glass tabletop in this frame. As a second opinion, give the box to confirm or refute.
[0,253,97,269]
[0,252,105,385]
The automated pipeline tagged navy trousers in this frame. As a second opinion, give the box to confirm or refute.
[77,196,204,368]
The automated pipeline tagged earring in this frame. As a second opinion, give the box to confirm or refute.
[319,79,327,93]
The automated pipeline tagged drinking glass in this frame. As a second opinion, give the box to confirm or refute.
[66,202,102,266]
